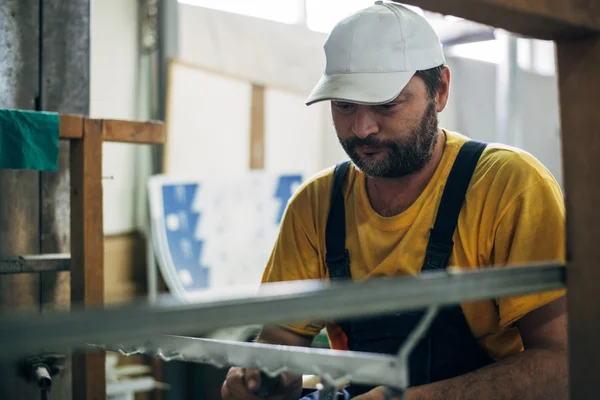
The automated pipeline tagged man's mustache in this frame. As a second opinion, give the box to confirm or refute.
[345,136,395,150]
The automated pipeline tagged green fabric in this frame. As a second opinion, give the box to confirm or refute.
[0,109,60,171]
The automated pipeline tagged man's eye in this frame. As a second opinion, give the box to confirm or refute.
[375,103,399,111]
[334,102,356,113]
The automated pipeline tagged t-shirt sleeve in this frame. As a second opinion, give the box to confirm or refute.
[492,178,566,328]
[260,192,326,337]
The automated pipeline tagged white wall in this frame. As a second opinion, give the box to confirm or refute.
[179,4,326,95]
[87,3,562,237]
[177,4,563,185]
[90,0,143,235]
[446,57,562,185]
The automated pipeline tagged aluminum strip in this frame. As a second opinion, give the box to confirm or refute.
[96,335,404,389]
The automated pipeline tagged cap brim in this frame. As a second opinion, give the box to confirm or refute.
[305,70,416,106]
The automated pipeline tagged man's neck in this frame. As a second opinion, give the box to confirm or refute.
[365,131,446,217]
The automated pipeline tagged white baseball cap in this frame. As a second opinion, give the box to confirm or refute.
[306,1,445,106]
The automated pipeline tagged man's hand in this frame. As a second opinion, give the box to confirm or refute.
[221,367,302,400]
[351,386,386,400]
[221,325,313,400]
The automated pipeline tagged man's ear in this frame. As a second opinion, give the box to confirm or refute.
[436,66,451,113]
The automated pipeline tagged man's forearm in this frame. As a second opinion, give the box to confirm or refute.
[409,347,568,400]
[255,324,314,347]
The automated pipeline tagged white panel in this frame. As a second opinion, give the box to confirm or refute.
[437,57,460,132]
[264,88,325,176]
[446,56,497,144]
[178,4,326,95]
[178,0,301,24]
[90,0,140,235]
[515,69,562,187]
[165,63,251,177]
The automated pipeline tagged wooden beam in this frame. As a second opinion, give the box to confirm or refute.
[249,84,265,170]
[59,114,84,139]
[557,36,600,400]
[394,0,600,40]
[70,118,105,400]
[59,115,165,144]
[101,118,165,144]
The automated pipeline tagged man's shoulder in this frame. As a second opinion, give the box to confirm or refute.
[444,130,558,188]
[444,130,562,203]
[477,141,559,188]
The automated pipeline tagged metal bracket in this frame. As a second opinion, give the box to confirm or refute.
[19,353,66,395]
[0,254,70,275]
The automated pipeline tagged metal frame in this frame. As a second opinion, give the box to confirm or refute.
[0,113,165,399]
[91,306,441,392]
[0,254,70,275]
[6,0,598,396]
[0,263,564,361]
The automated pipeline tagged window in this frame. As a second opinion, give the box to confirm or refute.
[446,40,504,64]
[178,0,302,25]
[305,0,424,33]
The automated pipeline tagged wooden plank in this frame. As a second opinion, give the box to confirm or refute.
[101,118,166,144]
[59,114,84,139]
[556,36,600,400]
[393,0,600,40]
[61,116,165,144]
[70,118,105,400]
[250,84,265,170]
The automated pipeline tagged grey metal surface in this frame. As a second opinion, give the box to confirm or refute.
[0,1,44,398]
[0,263,565,359]
[100,309,439,390]
[0,0,90,398]
[39,2,90,400]
[99,335,403,389]
[40,0,90,308]
[40,0,90,114]
[0,0,39,110]
[0,254,70,274]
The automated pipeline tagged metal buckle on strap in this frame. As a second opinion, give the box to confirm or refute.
[325,250,351,280]
[423,241,453,270]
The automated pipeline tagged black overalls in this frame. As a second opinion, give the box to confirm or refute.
[301,141,495,399]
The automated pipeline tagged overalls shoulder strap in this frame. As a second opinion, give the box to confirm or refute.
[422,140,487,271]
[325,140,487,280]
[325,160,352,280]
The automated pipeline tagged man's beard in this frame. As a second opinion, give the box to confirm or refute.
[339,102,439,178]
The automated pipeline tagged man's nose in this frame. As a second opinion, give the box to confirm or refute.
[352,106,379,139]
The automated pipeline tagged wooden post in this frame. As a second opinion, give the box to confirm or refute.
[556,36,600,400]
[391,0,599,39]
[250,84,265,170]
[70,117,106,400]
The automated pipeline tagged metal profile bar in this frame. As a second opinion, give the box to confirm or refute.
[97,309,441,391]
[97,335,402,389]
[0,254,70,275]
[0,263,565,359]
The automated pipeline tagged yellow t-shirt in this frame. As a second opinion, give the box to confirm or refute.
[261,130,566,360]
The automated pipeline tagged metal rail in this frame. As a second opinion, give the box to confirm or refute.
[0,263,565,359]
[97,335,401,389]
[97,306,441,390]
[0,254,70,274]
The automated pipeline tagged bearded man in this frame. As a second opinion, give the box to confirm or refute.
[222,2,568,399]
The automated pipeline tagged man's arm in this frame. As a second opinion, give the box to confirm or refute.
[255,324,315,347]
[356,296,569,400]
